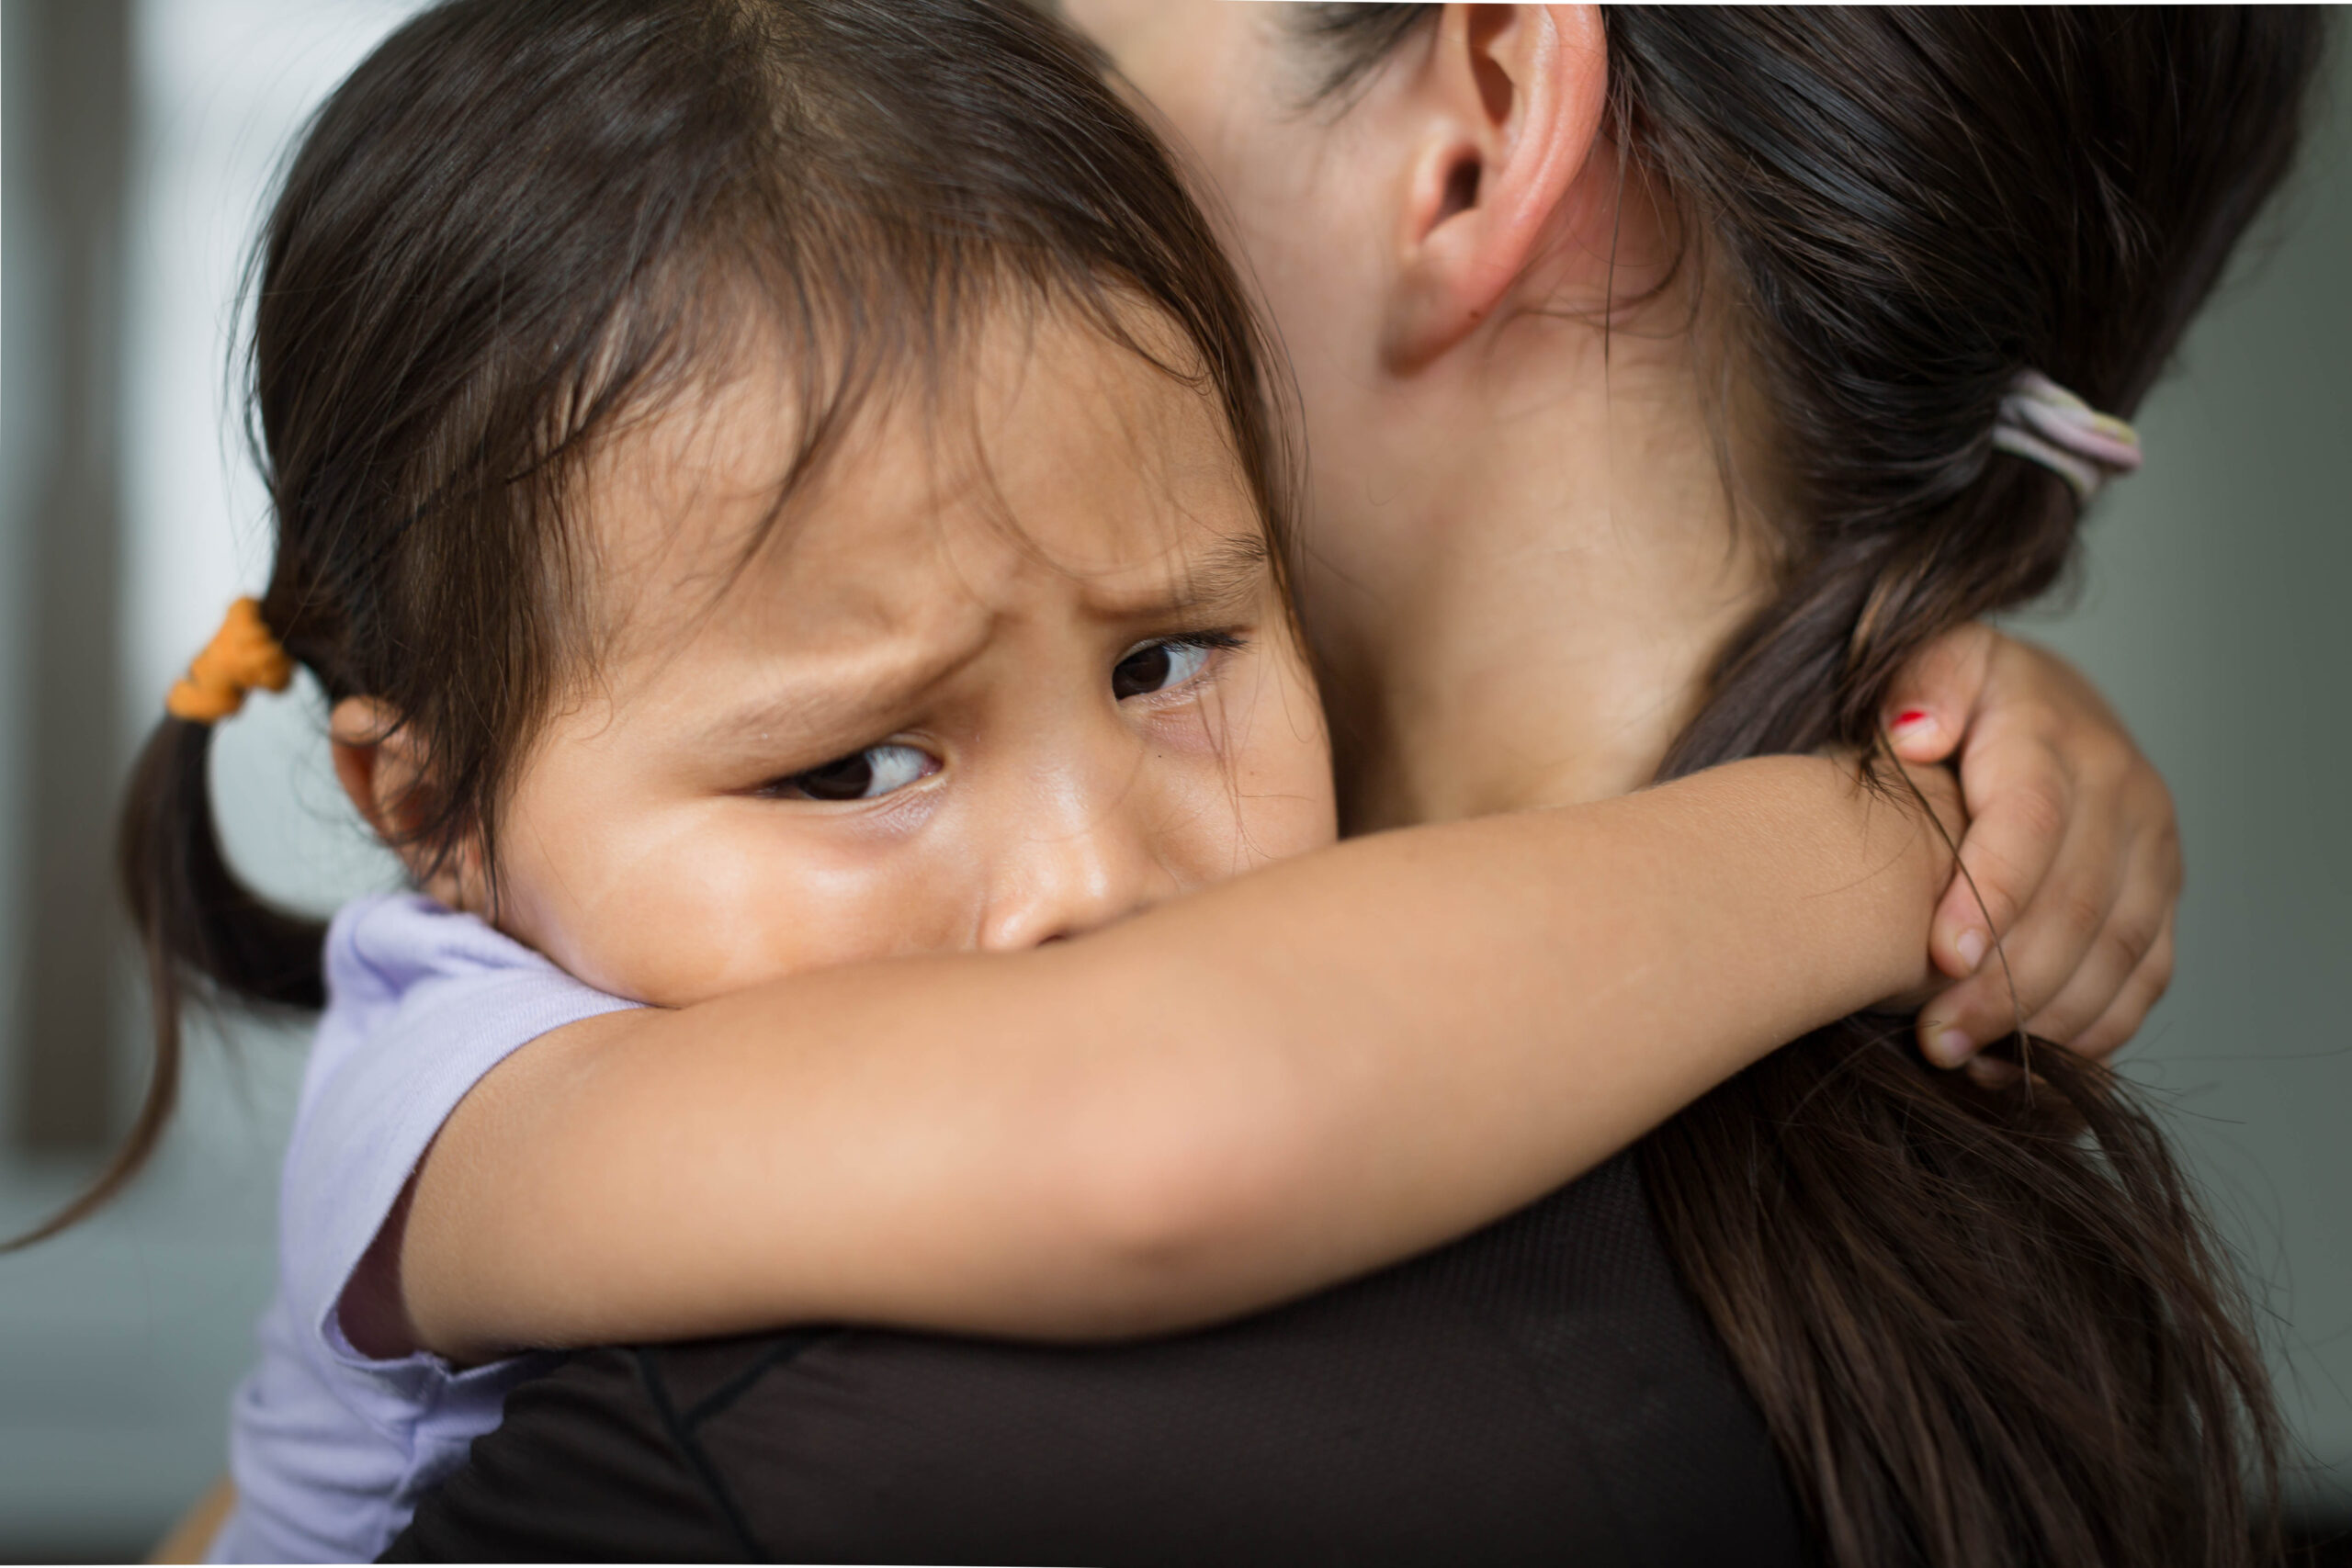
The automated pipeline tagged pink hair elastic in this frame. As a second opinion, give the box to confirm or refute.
[1991,370,2143,503]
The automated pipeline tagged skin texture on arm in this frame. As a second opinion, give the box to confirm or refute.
[399,752,1956,1362]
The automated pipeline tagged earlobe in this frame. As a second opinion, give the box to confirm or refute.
[330,696,479,907]
[1385,4,1609,371]
[330,697,415,845]
[331,700,404,846]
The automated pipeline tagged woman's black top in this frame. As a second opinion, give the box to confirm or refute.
[384,1153,1809,1566]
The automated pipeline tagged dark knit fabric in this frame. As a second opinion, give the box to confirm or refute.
[386,1152,1807,1566]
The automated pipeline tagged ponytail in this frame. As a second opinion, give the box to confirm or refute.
[5,714,325,1252]
[1645,494,2284,1566]
[1601,12,2317,1559]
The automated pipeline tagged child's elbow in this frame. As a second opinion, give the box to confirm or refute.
[1049,1070,1331,1337]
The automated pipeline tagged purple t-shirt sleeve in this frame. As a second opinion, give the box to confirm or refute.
[282,894,639,1360]
[213,893,639,1562]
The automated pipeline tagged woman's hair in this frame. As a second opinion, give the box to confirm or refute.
[28,0,1283,1248]
[1296,7,2324,1566]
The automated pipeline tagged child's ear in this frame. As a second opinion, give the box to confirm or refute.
[329,697,482,910]
[1384,5,1610,370]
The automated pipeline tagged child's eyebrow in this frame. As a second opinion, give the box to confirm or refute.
[694,637,987,755]
[1091,532,1272,619]
[1182,534,1272,609]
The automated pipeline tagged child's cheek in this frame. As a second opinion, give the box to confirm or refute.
[1150,682,1337,884]
[538,804,976,1009]
[1223,659,1340,868]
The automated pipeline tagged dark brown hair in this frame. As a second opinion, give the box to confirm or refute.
[1295,6,2324,1566]
[25,0,1285,1248]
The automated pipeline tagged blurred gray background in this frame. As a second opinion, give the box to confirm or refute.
[0,2,2346,1558]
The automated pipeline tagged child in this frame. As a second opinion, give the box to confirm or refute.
[97,0,2172,1559]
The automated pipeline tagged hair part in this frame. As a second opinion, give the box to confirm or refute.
[28,0,1290,1250]
[1295,6,2323,1564]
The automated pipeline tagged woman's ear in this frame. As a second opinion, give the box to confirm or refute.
[330,696,481,909]
[1384,5,1609,370]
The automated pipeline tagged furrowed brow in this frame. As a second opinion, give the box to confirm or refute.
[693,639,979,755]
[1105,532,1271,620]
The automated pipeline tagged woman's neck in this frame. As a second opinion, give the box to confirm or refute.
[1304,309,1776,835]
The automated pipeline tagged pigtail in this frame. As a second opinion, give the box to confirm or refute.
[3,712,326,1252]
[120,715,329,1011]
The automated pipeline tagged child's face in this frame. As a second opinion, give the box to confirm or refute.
[446,309,1332,1007]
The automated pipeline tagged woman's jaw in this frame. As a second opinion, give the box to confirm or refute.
[1064,1,1781,829]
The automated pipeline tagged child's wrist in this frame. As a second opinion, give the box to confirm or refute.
[1861,754,1964,1005]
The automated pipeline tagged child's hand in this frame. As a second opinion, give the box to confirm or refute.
[1881,626,2180,1068]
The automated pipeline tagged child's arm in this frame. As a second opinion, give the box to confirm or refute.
[391,752,1956,1362]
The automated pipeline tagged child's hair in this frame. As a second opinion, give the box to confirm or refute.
[1293,7,2324,1566]
[30,0,1285,1248]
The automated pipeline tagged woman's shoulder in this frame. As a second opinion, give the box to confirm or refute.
[390,1155,1811,1568]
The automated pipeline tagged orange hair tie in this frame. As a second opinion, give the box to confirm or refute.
[165,597,294,724]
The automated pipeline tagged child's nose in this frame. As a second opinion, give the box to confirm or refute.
[978,787,1176,951]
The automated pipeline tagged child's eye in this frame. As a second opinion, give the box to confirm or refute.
[764,743,937,801]
[1112,634,1239,702]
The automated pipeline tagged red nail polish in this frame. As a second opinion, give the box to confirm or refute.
[1891,708,1931,731]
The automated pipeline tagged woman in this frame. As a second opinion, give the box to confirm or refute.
[1065,10,2318,1560]
[386,6,2314,1565]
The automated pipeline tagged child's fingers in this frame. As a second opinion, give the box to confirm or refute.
[2020,861,2174,1044]
[1928,741,2075,980]
[1918,807,2126,1064]
[1900,629,2183,1067]
[2064,916,2177,1061]
[1919,728,2178,1065]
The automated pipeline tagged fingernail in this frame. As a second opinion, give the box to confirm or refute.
[1888,707,1934,736]
[1928,1027,1976,1068]
[1955,928,1988,974]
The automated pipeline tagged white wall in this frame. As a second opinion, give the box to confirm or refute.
[0,0,46,1156]
[0,2,410,1550]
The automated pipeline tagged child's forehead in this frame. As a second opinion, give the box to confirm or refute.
[576,303,1267,660]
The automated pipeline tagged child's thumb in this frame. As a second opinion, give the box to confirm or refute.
[1881,623,1997,765]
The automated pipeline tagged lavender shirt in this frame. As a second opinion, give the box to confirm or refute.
[209,894,639,1563]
